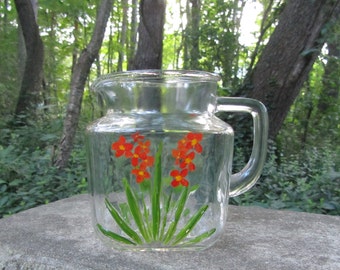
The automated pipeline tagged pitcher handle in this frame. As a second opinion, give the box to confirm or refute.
[216,97,268,197]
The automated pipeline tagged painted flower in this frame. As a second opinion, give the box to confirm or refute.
[111,136,133,157]
[135,140,151,156]
[186,132,203,153]
[170,169,189,187]
[139,156,155,170]
[112,132,203,186]
[177,137,189,150]
[131,132,144,142]
[131,168,151,183]
[171,149,187,165]
[131,152,142,166]
[180,151,196,171]
[169,133,204,187]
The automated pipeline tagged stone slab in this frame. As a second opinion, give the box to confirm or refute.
[0,194,339,270]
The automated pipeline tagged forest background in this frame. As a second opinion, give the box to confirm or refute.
[0,0,339,218]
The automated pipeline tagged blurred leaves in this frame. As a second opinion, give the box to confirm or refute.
[0,124,87,218]
[231,141,340,215]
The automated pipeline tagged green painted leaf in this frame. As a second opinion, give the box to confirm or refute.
[179,228,216,246]
[160,191,172,239]
[123,178,150,242]
[104,198,143,244]
[163,187,189,244]
[97,223,137,246]
[171,204,209,245]
[152,142,163,240]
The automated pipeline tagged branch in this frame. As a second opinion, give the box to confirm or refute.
[54,0,113,169]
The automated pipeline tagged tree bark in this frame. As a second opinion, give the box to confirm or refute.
[243,0,340,139]
[14,0,44,124]
[127,0,138,70]
[54,0,113,169]
[71,18,80,74]
[128,0,166,112]
[186,0,201,70]
[118,0,128,71]
[129,0,166,70]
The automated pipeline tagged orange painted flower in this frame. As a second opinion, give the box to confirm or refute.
[111,136,133,157]
[111,133,154,184]
[177,137,189,150]
[169,133,203,187]
[131,132,144,142]
[135,140,151,156]
[172,149,187,165]
[131,168,151,183]
[139,156,155,170]
[170,169,189,187]
[180,151,196,171]
[186,133,203,153]
[131,152,142,166]
[112,132,203,186]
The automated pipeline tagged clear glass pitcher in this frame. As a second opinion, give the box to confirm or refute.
[86,70,268,251]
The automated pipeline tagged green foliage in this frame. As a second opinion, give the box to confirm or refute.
[0,124,87,218]
[163,32,182,69]
[279,57,339,162]
[231,141,340,215]
[199,0,242,88]
[229,51,340,216]
[0,5,20,117]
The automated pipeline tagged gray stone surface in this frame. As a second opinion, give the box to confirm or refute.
[0,194,339,270]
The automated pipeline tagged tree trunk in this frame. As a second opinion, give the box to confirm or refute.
[71,18,80,74]
[183,0,190,69]
[118,0,128,71]
[185,0,201,69]
[2,0,9,33]
[128,0,166,112]
[54,0,113,169]
[45,11,58,104]
[243,0,340,139]
[127,0,138,70]
[13,0,44,124]
[129,0,166,70]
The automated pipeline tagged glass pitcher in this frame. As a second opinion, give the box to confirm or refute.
[86,70,268,251]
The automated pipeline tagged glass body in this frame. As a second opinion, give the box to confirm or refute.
[86,70,268,251]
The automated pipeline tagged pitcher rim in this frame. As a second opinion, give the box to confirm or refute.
[91,70,221,90]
